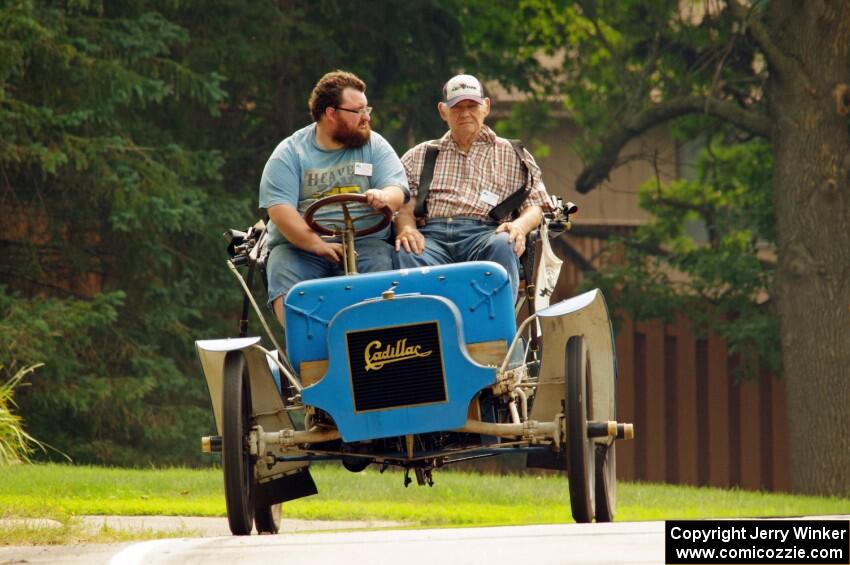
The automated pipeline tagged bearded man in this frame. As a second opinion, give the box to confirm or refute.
[259,70,409,322]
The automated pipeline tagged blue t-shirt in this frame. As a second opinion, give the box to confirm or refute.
[259,123,409,248]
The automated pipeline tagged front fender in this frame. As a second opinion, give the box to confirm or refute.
[196,337,262,434]
[529,289,618,423]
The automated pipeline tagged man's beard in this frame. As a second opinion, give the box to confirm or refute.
[332,120,371,148]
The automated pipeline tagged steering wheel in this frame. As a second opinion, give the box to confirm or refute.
[304,193,392,237]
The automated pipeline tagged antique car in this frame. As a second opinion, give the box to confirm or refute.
[195,194,634,535]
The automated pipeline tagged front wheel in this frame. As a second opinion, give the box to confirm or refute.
[222,351,255,535]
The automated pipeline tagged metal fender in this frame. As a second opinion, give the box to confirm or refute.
[197,337,262,434]
[528,289,618,425]
[196,337,308,480]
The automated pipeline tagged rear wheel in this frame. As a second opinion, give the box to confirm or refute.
[254,502,282,534]
[222,352,255,535]
[566,336,595,523]
[594,443,616,522]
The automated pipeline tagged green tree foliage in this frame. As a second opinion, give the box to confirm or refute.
[585,136,778,378]
[511,0,779,375]
[162,0,551,193]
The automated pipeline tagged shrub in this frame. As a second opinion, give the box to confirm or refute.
[0,364,45,465]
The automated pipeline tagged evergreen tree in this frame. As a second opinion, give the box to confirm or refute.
[0,1,235,463]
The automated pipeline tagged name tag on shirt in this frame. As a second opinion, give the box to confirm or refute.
[480,189,499,206]
[354,162,373,176]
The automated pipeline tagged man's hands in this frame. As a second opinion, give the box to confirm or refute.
[268,204,344,265]
[309,186,391,263]
[306,187,401,262]
[395,225,426,254]
[496,221,527,256]
[364,188,391,210]
[396,221,528,257]
[305,239,344,263]
[392,199,424,254]
[496,206,543,256]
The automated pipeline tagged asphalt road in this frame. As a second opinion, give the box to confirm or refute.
[4,516,847,565]
[0,521,664,565]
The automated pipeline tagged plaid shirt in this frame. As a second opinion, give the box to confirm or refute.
[401,126,551,222]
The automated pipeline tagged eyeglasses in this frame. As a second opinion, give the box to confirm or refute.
[334,106,372,117]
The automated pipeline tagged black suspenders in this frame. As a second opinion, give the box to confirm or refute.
[413,139,531,221]
[489,139,531,221]
[413,144,440,219]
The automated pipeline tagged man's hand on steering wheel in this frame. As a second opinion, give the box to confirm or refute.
[364,188,391,210]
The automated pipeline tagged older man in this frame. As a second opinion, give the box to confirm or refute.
[260,70,409,322]
[394,74,551,300]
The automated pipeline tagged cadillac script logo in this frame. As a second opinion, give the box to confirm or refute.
[347,321,445,411]
[364,338,432,371]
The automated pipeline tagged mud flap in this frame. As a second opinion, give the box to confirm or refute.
[526,450,567,471]
[255,468,318,508]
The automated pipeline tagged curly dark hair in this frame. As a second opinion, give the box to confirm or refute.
[308,71,367,122]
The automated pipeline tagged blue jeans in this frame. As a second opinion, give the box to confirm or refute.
[396,217,520,300]
[266,237,395,304]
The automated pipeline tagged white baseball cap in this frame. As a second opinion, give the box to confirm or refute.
[442,74,485,107]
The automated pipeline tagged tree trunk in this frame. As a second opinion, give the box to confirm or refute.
[767,1,850,496]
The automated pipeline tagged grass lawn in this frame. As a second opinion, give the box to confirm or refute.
[1,462,847,544]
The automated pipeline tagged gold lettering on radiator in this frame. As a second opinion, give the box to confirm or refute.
[364,338,432,371]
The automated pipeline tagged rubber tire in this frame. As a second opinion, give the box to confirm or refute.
[222,351,255,536]
[594,443,616,522]
[254,502,282,534]
[566,335,595,523]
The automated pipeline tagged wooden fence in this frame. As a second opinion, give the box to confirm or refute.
[613,315,790,491]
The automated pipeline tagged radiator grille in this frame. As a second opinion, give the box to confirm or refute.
[346,322,446,412]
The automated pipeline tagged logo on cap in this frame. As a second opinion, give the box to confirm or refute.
[443,74,484,107]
